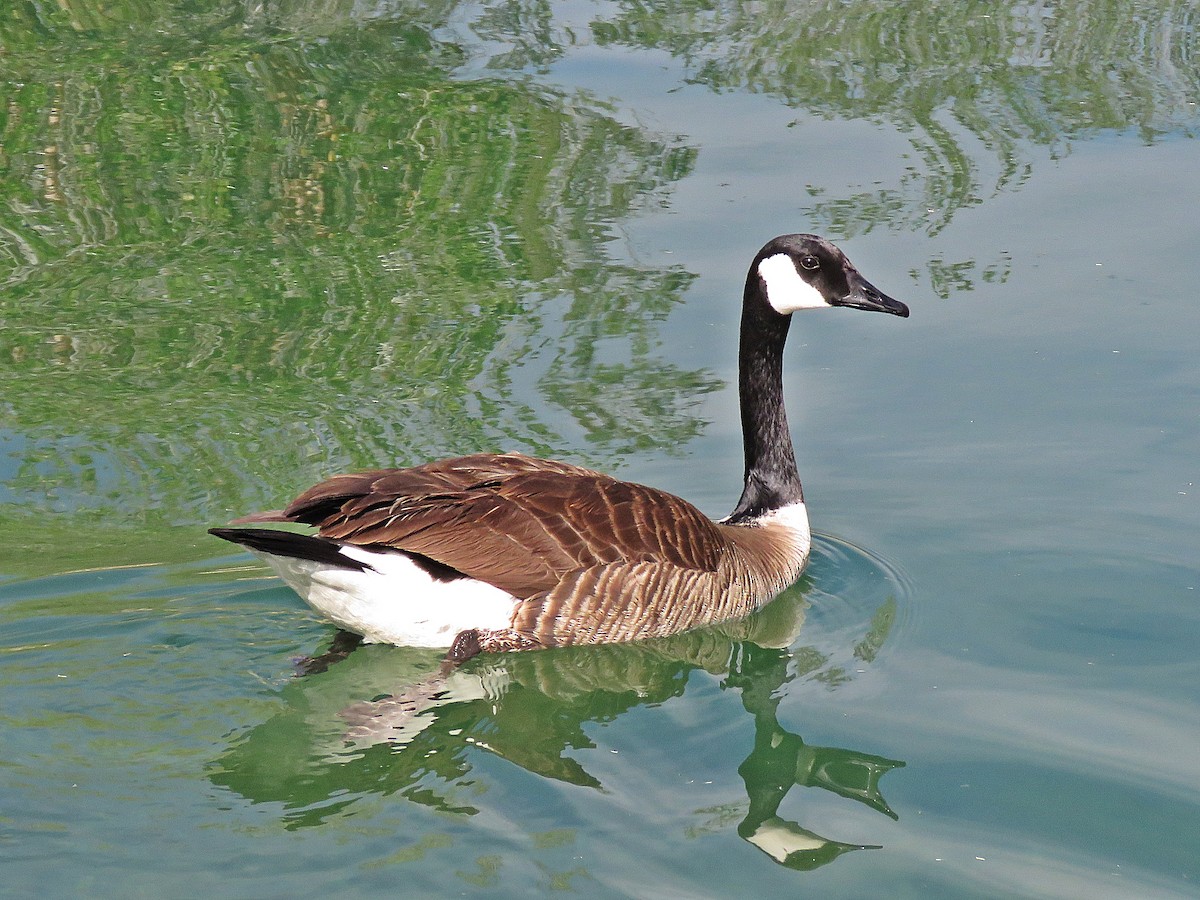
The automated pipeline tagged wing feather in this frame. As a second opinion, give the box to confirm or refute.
[251,453,727,598]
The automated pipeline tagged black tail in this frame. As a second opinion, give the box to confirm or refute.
[208,527,373,572]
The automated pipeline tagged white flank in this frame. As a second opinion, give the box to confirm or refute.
[758,253,829,313]
[250,544,518,647]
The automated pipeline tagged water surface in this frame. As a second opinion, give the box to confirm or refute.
[2,1,1198,896]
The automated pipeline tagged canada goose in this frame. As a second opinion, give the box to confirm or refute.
[210,234,908,659]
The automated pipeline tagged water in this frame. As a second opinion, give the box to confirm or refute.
[2,1,1198,896]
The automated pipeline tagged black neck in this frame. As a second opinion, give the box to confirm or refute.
[727,276,804,524]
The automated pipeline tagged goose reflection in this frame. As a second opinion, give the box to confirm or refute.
[210,547,905,871]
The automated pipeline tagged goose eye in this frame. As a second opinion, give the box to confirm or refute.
[799,255,820,271]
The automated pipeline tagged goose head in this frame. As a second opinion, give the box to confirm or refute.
[752,234,909,318]
[728,234,909,525]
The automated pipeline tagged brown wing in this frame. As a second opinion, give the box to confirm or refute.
[249,452,727,598]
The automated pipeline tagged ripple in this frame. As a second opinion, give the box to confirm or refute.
[792,534,916,677]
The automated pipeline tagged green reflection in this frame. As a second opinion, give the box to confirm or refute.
[726,641,903,870]
[6,0,1194,554]
[0,2,709,547]
[209,579,904,870]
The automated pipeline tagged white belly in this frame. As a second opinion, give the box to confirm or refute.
[251,545,519,647]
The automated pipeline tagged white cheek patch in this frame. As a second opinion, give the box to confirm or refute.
[758,254,830,314]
